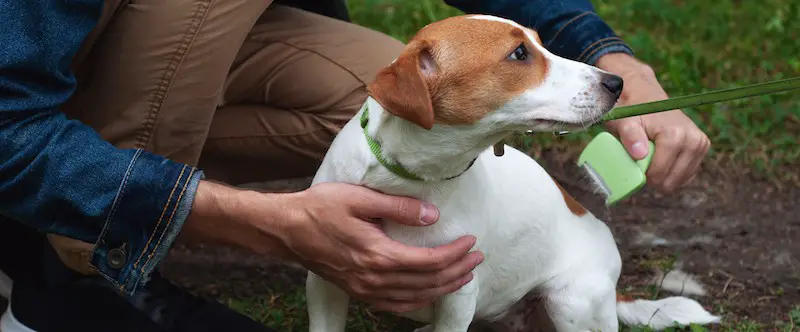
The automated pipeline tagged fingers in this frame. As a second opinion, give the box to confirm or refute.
[363,250,483,291]
[661,131,710,192]
[369,299,432,314]
[646,127,682,189]
[614,117,651,160]
[352,268,477,306]
[345,243,482,313]
[377,235,479,272]
[350,187,440,226]
[368,273,475,313]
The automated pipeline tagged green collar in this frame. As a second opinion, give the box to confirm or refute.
[359,104,475,182]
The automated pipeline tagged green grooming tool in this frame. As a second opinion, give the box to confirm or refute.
[577,132,654,205]
[571,76,800,206]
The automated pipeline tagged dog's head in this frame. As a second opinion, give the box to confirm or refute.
[367,14,622,135]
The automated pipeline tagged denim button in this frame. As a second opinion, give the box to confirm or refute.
[107,248,127,269]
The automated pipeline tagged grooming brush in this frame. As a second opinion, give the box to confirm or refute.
[566,77,799,205]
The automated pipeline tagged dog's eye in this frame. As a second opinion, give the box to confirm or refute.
[508,44,528,61]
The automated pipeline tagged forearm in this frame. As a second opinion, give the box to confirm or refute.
[444,0,634,64]
[179,180,296,259]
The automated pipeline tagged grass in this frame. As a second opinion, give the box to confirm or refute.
[224,285,800,331]
[224,0,800,330]
[347,0,800,183]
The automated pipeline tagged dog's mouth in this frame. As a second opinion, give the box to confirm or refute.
[532,116,603,132]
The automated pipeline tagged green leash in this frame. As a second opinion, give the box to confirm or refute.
[602,76,800,121]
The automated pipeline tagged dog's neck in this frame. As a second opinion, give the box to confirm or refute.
[362,97,507,181]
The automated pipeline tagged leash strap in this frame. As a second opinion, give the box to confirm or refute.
[601,76,800,121]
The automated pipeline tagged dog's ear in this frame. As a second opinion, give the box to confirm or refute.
[367,40,438,130]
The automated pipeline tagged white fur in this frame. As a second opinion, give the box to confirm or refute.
[651,269,709,297]
[306,15,719,332]
[617,297,721,329]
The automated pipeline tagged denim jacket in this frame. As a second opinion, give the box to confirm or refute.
[0,0,632,296]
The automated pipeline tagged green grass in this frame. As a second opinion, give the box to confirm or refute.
[347,0,800,182]
[224,286,800,331]
[224,249,798,331]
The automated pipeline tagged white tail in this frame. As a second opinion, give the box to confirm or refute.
[616,296,721,330]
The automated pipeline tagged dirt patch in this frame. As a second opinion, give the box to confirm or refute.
[159,150,799,328]
[540,150,799,325]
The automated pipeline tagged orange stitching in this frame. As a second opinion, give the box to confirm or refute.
[576,37,622,62]
[133,165,187,268]
[549,12,593,46]
[142,168,196,269]
[580,41,627,64]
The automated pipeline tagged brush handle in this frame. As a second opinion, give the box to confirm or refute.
[601,76,800,121]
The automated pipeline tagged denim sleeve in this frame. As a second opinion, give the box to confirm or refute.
[0,0,203,296]
[444,0,635,65]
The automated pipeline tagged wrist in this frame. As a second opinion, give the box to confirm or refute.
[179,180,294,257]
[595,53,653,77]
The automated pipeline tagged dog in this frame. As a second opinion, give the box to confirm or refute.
[305,14,720,332]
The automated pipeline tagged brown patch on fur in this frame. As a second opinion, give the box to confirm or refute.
[367,40,436,129]
[511,27,525,38]
[551,177,588,216]
[367,15,550,128]
[617,293,635,302]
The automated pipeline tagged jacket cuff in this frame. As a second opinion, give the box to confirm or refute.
[541,11,635,65]
[88,149,204,295]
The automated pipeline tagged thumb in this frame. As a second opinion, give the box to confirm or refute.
[611,118,650,160]
[352,188,440,226]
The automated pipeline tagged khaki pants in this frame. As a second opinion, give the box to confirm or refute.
[50,0,405,275]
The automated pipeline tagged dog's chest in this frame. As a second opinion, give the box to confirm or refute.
[379,182,494,248]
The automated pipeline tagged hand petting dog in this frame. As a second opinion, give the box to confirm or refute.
[597,53,712,193]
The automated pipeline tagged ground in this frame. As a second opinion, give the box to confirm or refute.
[3,0,798,331]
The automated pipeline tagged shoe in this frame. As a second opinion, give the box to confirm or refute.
[3,242,275,332]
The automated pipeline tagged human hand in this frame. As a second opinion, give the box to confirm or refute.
[596,53,711,193]
[278,182,483,313]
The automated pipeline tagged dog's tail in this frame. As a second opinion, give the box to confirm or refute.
[615,293,721,330]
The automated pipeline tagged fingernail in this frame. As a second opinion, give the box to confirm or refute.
[463,272,475,284]
[631,141,649,159]
[473,252,485,265]
[420,202,439,224]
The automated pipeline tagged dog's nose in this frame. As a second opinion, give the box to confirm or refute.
[601,74,624,99]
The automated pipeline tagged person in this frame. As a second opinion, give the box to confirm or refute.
[0,0,710,331]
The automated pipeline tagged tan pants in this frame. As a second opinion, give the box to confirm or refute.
[50,0,405,275]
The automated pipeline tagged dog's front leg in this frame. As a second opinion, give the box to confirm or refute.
[424,277,480,332]
[306,271,349,332]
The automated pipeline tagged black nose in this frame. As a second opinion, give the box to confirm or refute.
[601,74,624,99]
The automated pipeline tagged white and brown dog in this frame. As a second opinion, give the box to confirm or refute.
[305,14,720,332]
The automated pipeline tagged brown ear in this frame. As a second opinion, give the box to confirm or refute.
[367,40,437,130]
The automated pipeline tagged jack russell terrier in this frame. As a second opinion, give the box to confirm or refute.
[305,14,720,332]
